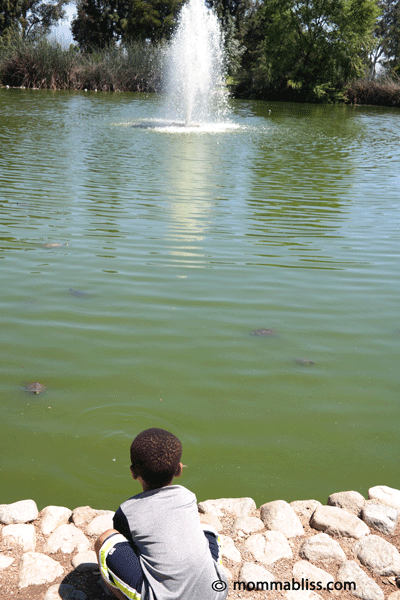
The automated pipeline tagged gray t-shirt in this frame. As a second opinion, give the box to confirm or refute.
[113,484,228,600]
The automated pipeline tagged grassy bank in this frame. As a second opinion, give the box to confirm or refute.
[345,77,400,108]
[1,39,400,108]
[0,39,164,92]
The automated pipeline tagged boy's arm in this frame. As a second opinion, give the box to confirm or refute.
[113,506,133,543]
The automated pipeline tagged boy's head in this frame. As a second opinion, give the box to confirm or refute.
[130,428,182,490]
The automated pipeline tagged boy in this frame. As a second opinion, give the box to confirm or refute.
[95,428,229,600]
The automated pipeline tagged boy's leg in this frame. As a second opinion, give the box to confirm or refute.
[95,528,144,600]
[200,523,223,564]
[95,530,128,600]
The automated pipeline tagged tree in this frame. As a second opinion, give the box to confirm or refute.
[0,0,71,41]
[71,0,122,50]
[119,0,184,43]
[371,0,400,74]
[238,0,380,100]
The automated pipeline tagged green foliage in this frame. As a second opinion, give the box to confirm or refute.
[237,0,380,101]
[373,0,400,74]
[0,0,70,41]
[72,0,184,49]
[121,0,185,42]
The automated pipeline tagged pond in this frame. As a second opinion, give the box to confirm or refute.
[0,88,399,510]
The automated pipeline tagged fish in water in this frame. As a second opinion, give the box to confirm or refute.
[295,359,315,366]
[44,243,68,248]
[250,328,276,336]
[68,288,90,298]
[24,382,46,394]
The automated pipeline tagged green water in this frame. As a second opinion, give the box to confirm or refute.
[0,89,399,511]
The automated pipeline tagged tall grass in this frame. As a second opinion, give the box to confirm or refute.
[345,76,400,108]
[0,38,164,92]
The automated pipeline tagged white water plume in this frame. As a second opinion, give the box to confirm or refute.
[164,0,228,126]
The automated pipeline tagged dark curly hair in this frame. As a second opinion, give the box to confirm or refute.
[130,428,182,489]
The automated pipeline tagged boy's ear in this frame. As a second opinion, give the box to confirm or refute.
[174,462,183,478]
[130,465,138,479]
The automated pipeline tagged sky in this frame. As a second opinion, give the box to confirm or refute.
[51,1,77,46]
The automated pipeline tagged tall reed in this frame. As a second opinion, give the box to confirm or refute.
[0,38,164,92]
[345,76,400,108]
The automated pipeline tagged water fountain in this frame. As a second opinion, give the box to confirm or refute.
[164,0,228,127]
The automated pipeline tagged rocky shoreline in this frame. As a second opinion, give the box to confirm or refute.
[0,485,399,600]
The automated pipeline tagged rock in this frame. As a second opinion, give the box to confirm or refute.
[0,555,15,569]
[71,506,98,527]
[86,512,114,536]
[337,560,384,600]
[285,592,324,600]
[45,524,91,554]
[290,500,322,522]
[299,532,346,564]
[368,486,400,510]
[388,593,400,600]
[238,561,275,587]
[327,490,366,515]
[18,552,64,588]
[219,535,242,563]
[198,497,256,518]
[354,535,400,576]
[0,499,38,524]
[245,531,292,565]
[310,505,369,538]
[232,516,264,535]
[71,550,99,572]
[260,500,304,537]
[361,503,399,535]
[199,513,223,531]
[1,523,36,552]
[43,584,87,600]
[292,559,334,589]
[41,506,72,535]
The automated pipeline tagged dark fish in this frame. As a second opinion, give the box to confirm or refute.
[250,328,277,336]
[69,288,90,298]
[295,359,315,366]
[24,382,46,394]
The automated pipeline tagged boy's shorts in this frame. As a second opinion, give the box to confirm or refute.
[99,526,222,600]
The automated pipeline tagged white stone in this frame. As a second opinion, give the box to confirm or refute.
[1,523,36,552]
[327,490,366,515]
[361,503,399,535]
[238,561,275,587]
[388,593,400,600]
[18,552,64,588]
[368,486,400,509]
[45,524,91,554]
[71,506,99,527]
[285,591,324,600]
[260,500,304,537]
[86,512,114,536]
[245,530,292,565]
[71,550,99,572]
[43,583,87,600]
[354,535,400,576]
[290,500,322,522]
[198,497,256,518]
[219,534,242,563]
[0,499,38,524]
[310,505,369,538]
[199,513,223,531]
[232,516,264,535]
[292,559,334,589]
[0,555,15,569]
[41,506,72,535]
[299,532,346,564]
[337,560,384,600]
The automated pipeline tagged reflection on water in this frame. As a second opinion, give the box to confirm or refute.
[0,89,399,510]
